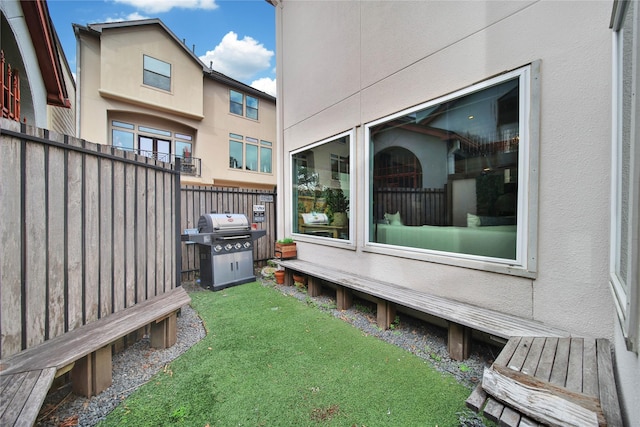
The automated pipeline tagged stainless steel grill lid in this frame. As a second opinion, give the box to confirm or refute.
[198,213,250,233]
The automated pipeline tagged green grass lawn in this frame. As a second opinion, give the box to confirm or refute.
[99,282,476,426]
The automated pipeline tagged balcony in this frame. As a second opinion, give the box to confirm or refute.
[115,147,201,176]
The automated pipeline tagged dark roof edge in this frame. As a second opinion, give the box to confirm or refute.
[205,70,276,102]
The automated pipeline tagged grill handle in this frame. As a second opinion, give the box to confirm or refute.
[219,234,251,240]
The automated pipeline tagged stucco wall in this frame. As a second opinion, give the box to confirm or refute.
[277,0,614,336]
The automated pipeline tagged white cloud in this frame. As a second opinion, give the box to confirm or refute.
[250,77,276,97]
[199,31,274,81]
[105,12,150,22]
[113,0,218,14]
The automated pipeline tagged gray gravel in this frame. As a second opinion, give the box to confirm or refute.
[37,270,494,426]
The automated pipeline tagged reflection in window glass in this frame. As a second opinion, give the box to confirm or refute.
[143,55,171,91]
[246,144,258,171]
[292,134,350,240]
[229,140,243,169]
[112,129,134,150]
[246,96,258,120]
[230,90,244,115]
[368,71,527,261]
[176,141,192,158]
[261,147,272,173]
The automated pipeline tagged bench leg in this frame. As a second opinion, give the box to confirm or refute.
[284,269,294,287]
[71,344,112,397]
[448,322,471,361]
[151,312,178,349]
[307,276,321,297]
[336,287,353,310]
[376,300,396,329]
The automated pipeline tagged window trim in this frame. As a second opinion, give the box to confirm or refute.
[229,90,259,120]
[228,133,273,174]
[363,64,539,278]
[610,0,640,352]
[290,129,356,247]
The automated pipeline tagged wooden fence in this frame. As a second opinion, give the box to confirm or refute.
[374,187,447,226]
[0,119,181,358]
[180,185,277,281]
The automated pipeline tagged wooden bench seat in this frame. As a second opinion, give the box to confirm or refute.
[466,336,623,427]
[0,286,191,427]
[276,259,570,360]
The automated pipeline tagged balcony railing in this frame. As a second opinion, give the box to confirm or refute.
[114,147,201,176]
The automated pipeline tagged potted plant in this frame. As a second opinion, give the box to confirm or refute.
[274,269,285,284]
[325,188,349,227]
[275,237,297,259]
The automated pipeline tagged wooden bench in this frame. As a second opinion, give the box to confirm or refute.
[276,259,570,361]
[0,286,191,427]
[466,336,623,427]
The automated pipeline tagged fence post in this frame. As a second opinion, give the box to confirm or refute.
[174,158,182,287]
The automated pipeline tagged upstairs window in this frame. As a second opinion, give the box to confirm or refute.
[230,90,259,120]
[143,55,171,91]
[229,133,272,173]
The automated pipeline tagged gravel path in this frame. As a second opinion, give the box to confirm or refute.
[37,271,494,426]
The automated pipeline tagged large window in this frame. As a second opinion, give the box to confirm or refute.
[611,0,639,351]
[366,66,533,267]
[143,55,171,91]
[229,133,272,173]
[292,132,352,240]
[230,90,259,120]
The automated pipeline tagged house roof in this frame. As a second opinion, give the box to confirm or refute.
[75,18,275,103]
[20,0,71,108]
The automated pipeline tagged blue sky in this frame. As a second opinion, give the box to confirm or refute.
[47,0,277,96]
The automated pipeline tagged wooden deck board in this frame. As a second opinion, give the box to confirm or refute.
[565,338,584,393]
[476,336,623,427]
[534,337,558,381]
[0,368,56,427]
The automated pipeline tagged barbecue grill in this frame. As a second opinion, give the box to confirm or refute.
[188,213,266,291]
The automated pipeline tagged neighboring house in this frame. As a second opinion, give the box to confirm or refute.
[270,0,639,425]
[74,19,276,189]
[1,0,75,134]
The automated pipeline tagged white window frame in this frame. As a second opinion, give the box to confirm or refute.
[610,0,640,352]
[290,129,355,246]
[364,64,539,278]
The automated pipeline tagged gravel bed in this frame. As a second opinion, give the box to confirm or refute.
[37,271,494,426]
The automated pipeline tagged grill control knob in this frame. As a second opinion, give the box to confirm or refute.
[235,242,242,249]
[243,242,251,249]
[225,244,233,251]
[214,245,223,252]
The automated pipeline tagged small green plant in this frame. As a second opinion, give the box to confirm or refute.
[430,353,442,362]
[277,237,295,244]
[267,259,277,267]
[320,301,337,310]
[459,364,470,373]
[389,315,401,330]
